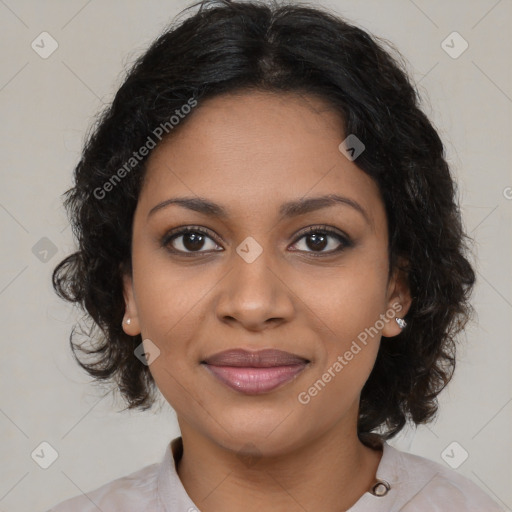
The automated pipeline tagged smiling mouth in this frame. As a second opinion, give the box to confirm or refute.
[202,363,308,394]
[201,348,310,395]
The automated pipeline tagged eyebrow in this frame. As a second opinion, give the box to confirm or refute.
[147,194,371,225]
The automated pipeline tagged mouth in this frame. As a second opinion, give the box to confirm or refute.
[201,348,310,395]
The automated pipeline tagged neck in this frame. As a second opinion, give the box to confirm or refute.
[175,419,383,512]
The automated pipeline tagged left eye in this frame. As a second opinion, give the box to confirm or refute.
[290,228,350,255]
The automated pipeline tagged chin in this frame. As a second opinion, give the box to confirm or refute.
[206,414,312,458]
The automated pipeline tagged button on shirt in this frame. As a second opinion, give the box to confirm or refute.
[47,436,504,511]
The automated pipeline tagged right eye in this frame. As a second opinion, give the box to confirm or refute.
[161,226,223,255]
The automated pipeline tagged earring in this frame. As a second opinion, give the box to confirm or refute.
[124,317,131,326]
[396,317,407,329]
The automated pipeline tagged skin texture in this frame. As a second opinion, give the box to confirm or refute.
[122,90,412,511]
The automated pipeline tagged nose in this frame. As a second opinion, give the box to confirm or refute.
[214,245,295,332]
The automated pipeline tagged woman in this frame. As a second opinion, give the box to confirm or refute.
[49,0,503,510]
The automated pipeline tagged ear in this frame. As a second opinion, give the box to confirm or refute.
[120,264,141,336]
[382,256,412,338]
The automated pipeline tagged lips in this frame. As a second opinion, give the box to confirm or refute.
[202,348,309,367]
[201,349,310,395]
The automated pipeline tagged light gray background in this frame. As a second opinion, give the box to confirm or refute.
[1,0,511,510]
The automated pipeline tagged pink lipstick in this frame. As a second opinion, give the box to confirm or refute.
[202,348,309,395]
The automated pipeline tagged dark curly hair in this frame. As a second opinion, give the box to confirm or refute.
[52,0,476,440]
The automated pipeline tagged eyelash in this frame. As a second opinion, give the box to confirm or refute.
[161,225,353,258]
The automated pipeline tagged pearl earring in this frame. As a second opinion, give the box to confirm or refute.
[124,318,131,326]
[396,317,407,329]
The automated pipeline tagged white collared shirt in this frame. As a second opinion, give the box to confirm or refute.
[47,436,504,511]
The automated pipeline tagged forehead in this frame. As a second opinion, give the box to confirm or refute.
[137,90,384,231]
[144,90,345,178]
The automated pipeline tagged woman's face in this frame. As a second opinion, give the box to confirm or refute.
[123,90,411,455]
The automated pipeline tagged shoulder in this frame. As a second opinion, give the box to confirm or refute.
[46,461,161,512]
[385,443,504,511]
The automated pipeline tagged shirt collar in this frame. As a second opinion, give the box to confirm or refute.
[157,436,197,512]
[156,435,421,512]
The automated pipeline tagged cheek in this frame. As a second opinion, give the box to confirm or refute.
[131,265,210,413]
[296,293,384,428]
[292,252,389,342]
[292,253,388,392]
[132,243,210,341]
